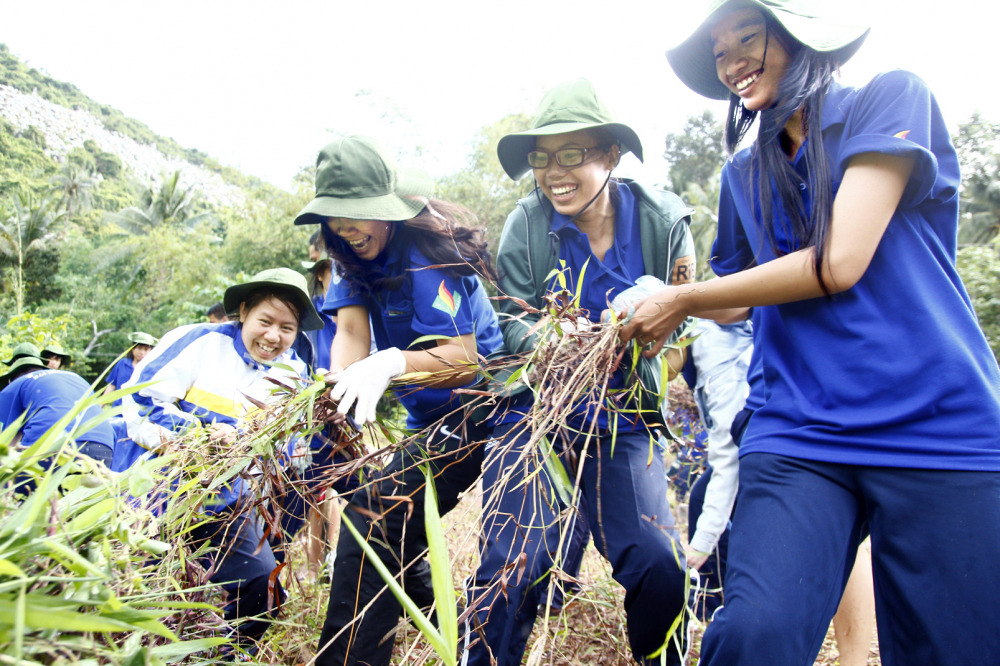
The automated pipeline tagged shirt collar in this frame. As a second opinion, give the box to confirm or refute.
[231,326,264,370]
[550,181,635,245]
[821,79,853,130]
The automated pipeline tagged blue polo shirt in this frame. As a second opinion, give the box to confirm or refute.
[307,294,337,372]
[322,235,503,430]
[711,70,1000,470]
[497,183,647,431]
[0,369,114,449]
[105,357,134,408]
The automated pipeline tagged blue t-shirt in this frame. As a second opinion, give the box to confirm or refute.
[307,294,337,372]
[322,235,503,430]
[711,70,1000,470]
[498,183,647,431]
[0,369,114,449]
[742,309,766,413]
[105,357,134,408]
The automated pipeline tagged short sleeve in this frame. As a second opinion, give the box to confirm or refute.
[408,251,478,339]
[711,163,757,277]
[838,70,944,208]
[321,272,366,315]
[0,384,20,430]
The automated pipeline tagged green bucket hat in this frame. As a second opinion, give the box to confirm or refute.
[293,136,435,226]
[128,332,159,347]
[496,79,643,181]
[41,343,72,364]
[1,355,47,384]
[666,0,870,101]
[3,342,41,366]
[223,267,324,332]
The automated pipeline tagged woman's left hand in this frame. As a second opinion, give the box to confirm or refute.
[207,423,237,446]
[619,284,693,357]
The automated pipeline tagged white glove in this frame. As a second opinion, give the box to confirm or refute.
[328,348,407,425]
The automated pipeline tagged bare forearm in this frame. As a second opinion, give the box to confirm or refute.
[401,335,478,388]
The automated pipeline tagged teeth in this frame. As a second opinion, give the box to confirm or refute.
[736,72,760,91]
[551,185,577,195]
[348,237,369,248]
[257,343,276,354]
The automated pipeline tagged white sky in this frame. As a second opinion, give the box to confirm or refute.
[3,0,998,191]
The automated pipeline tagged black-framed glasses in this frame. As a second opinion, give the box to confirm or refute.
[527,145,608,170]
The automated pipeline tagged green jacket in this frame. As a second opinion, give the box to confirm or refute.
[494,179,695,407]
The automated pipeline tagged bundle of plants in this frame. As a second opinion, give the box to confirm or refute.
[0,371,378,664]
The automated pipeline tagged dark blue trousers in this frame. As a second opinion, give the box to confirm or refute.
[700,452,1000,666]
[191,510,282,647]
[465,422,687,666]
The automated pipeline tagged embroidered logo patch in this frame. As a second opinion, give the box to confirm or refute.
[893,130,911,139]
[432,280,461,317]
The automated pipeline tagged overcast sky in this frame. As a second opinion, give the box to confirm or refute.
[3,0,997,190]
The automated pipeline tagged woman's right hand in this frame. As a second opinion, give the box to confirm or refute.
[619,284,694,356]
[328,348,407,425]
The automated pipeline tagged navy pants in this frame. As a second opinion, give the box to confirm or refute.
[465,422,687,666]
[316,409,485,666]
[700,452,1000,665]
[190,510,282,647]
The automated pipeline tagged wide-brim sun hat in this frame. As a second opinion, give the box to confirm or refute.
[3,342,41,366]
[666,0,870,101]
[1,355,47,383]
[223,267,324,332]
[497,79,644,181]
[128,332,159,347]
[41,343,71,363]
[293,135,435,226]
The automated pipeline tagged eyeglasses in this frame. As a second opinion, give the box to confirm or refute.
[527,146,608,170]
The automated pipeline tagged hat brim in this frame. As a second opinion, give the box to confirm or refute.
[1,356,47,383]
[497,121,644,181]
[666,1,870,101]
[224,282,325,332]
[42,351,72,363]
[293,166,434,226]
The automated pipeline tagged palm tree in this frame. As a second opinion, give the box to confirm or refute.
[50,162,97,225]
[105,170,213,236]
[0,190,66,314]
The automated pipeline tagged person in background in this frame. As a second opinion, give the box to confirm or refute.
[295,135,503,666]
[0,352,115,470]
[119,268,322,655]
[620,1,1000,662]
[40,343,72,370]
[466,79,695,666]
[102,332,157,409]
[3,342,42,367]
[206,302,228,324]
[308,229,325,262]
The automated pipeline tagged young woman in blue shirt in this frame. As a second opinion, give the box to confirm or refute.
[620,1,1000,663]
[465,79,696,666]
[295,135,503,666]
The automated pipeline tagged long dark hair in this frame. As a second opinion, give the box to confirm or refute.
[725,16,839,293]
[321,199,497,297]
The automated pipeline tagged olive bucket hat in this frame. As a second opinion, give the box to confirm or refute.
[3,342,42,366]
[223,267,324,331]
[293,135,435,226]
[496,79,644,181]
[1,355,47,384]
[41,343,72,365]
[666,0,870,100]
[128,332,159,347]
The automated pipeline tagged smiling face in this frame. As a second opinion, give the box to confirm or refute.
[325,218,394,261]
[711,7,792,112]
[532,130,620,217]
[238,297,299,363]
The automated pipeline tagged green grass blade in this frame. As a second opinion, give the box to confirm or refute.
[423,467,457,660]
